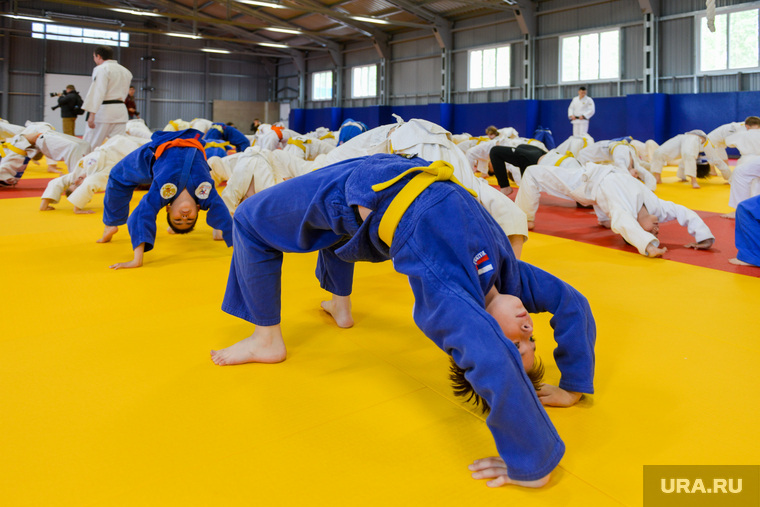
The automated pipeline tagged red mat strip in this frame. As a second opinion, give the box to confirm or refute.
[528,195,759,277]
[0,178,51,199]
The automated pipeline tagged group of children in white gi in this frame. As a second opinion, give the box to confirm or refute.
[2,111,758,490]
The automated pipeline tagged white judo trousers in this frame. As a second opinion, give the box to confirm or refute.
[82,59,132,152]
[724,130,760,209]
[650,134,702,178]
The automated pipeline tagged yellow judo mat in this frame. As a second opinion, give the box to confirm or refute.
[2,166,759,506]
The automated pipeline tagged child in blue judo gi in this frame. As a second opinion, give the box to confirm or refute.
[204,122,250,153]
[97,128,233,269]
[730,194,760,267]
[211,153,596,488]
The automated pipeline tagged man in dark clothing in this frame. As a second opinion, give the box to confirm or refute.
[54,85,84,136]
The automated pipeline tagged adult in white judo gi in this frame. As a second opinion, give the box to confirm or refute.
[567,87,595,137]
[81,46,132,152]
[40,134,147,213]
[314,117,530,257]
[650,130,707,188]
[515,162,715,258]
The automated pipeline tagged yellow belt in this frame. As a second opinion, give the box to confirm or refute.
[609,140,628,155]
[287,137,309,153]
[371,160,477,247]
[169,120,179,131]
[0,142,27,157]
[319,133,335,140]
[555,151,574,166]
[469,136,490,144]
[205,141,233,150]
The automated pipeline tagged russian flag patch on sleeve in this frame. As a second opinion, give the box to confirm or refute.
[473,250,493,275]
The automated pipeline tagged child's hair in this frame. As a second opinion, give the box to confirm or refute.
[448,355,545,414]
[744,116,760,127]
[166,211,197,234]
[696,161,711,179]
[485,125,499,137]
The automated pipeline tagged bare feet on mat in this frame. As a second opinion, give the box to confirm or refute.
[321,294,354,328]
[97,225,118,243]
[500,186,513,197]
[210,325,287,366]
[729,258,756,267]
[720,212,736,219]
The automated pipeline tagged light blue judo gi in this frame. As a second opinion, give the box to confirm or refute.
[102,128,233,252]
[736,194,760,266]
[222,153,596,481]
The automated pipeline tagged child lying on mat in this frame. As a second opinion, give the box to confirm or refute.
[515,161,714,258]
[97,129,232,269]
[211,154,596,489]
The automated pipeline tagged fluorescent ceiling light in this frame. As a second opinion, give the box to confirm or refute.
[3,13,52,22]
[258,42,289,48]
[234,0,288,9]
[201,48,231,54]
[110,8,163,18]
[351,16,390,25]
[262,27,301,34]
[167,32,203,39]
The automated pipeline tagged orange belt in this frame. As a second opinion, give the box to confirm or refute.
[272,125,284,140]
[154,138,207,160]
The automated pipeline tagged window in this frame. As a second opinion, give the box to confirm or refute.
[32,23,129,47]
[351,65,376,98]
[560,29,619,82]
[312,71,333,101]
[468,45,510,90]
[699,7,759,72]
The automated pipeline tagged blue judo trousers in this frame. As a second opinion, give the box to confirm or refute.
[223,153,596,482]
[736,194,760,266]
[102,128,233,252]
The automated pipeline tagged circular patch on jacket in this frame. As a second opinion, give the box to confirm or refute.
[160,183,177,199]
[195,181,212,199]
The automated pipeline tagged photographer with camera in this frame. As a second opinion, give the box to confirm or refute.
[51,85,84,136]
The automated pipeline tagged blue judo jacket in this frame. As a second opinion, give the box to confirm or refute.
[223,153,596,482]
[102,128,233,252]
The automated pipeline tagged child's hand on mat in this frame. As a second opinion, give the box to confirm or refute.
[537,384,582,407]
[469,457,551,488]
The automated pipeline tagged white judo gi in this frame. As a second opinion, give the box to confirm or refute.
[0,135,36,184]
[568,95,595,136]
[705,122,746,180]
[126,119,153,139]
[22,124,90,173]
[255,124,296,151]
[209,146,319,214]
[189,118,213,133]
[82,59,132,151]
[41,134,147,209]
[555,135,595,157]
[724,130,760,209]
[163,119,191,131]
[650,133,704,179]
[282,135,335,160]
[0,119,24,140]
[576,140,657,190]
[315,118,529,241]
[516,163,714,255]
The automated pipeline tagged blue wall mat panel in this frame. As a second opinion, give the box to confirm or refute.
[736,91,760,122]
[290,109,306,134]
[538,99,573,142]
[589,97,627,140]
[668,93,737,138]
[453,102,513,137]
[626,94,668,143]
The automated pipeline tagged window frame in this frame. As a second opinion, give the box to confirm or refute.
[32,23,129,47]
[351,64,377,99]
[558,27,621,84]
[311,70,333,102]
[466,43,512,92]
[696,5,760,76]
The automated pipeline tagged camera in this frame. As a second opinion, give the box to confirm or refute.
[50,90,67,97]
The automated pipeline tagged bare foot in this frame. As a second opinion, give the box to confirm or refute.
[729,258,756,267]
[210,325,287,366]
[500,186,513,197]
[654,173,662,184]
[527,221,535,230]
[97,225,118,243]
[320,294,354,328]
[47,167,63,175]
[720,212,736,219]
[690,177,700,189]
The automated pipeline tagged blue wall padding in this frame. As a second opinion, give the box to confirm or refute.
[626,94,667,143]
[290,91,760,144]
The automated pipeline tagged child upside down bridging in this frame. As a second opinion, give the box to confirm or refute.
[211,153,596,489]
